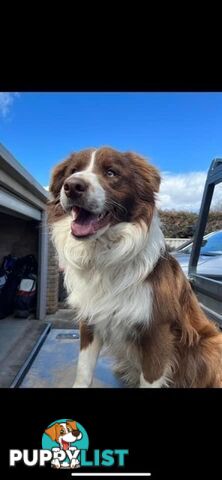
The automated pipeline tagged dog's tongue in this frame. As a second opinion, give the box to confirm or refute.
[71,208,100,237]
[62,439,69,451]
[71,207,109,237]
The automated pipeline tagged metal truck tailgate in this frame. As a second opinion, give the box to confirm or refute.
[20,329,124,388]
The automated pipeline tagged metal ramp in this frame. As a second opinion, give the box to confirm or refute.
[19,329,124,388]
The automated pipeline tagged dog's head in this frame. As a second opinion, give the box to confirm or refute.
[48,147,160,239]
[45,420,82,449]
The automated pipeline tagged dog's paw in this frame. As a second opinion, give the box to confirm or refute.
[70,459,80,469]
[51,459,61,469]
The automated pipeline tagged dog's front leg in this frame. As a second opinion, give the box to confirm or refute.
[73,322,102,388]
[139,323,173,388]
[69,447,80,468]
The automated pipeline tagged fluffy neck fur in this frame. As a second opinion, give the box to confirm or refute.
[51,210,166,326]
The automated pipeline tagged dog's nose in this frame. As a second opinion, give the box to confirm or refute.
[64,178,88,198]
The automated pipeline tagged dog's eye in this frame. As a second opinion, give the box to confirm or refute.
[60,430,65,434]
[67,427,71,432]
[106,169,117,177]
[70,167,77,174]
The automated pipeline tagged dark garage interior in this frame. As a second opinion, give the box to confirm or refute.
[0,143,49,387]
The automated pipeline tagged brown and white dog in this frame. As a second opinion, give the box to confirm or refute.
[48,147,222,388]
[45,421,82,468]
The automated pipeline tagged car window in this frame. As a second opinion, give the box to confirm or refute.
[200,231,222,254]
[181,240,205,254]
[182,244,192,254]
[180,231,222,255]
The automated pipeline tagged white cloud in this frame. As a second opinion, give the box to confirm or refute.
[0,92,19,118]
[44,186,49,191]
[157,171,222,211]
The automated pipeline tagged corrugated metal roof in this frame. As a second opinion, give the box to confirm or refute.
[0,143,49,203]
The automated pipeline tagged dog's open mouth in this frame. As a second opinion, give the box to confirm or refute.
[71,207,110,238]
[61,439,70,450]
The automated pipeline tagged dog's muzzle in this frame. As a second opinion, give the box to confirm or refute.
[64,178,88,200]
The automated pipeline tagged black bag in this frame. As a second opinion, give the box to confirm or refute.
[0,267,7,292]
[0,255,19,319]
[0,271,22,319]
[0,254,38,319]
[14,273,37,318]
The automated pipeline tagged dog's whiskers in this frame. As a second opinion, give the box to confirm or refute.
[104,199,128,219]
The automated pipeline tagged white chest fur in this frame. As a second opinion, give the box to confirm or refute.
[51,212,165,348]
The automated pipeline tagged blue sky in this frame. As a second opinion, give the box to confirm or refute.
[0,92,222,210]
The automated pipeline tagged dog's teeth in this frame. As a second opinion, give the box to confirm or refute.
[72,209,77,220]
[98,212,107,220]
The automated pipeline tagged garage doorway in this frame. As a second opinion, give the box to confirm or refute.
[0,143,49,387]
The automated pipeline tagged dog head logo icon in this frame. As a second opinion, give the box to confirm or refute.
[42,419,89,469]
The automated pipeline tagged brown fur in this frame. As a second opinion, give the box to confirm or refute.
[49,147,222,388]
[139,253,222,387]
[79,321,94,350]
[93,148,160,225]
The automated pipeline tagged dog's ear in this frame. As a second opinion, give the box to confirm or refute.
[45,423,60,441]
[144,162,161,194]
[49,157,71,199]
[126,151,161,194]
[66,420,78,431]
